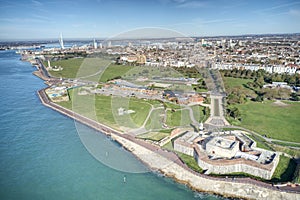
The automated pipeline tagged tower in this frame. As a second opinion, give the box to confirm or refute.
[199,121,204,135]
[93,39,97,49]
[59,33,65,49]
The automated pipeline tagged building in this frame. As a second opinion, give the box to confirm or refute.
[173,130,279,180]
[93,39,97,49]
[174,131,199,156]
[205,136,239,159]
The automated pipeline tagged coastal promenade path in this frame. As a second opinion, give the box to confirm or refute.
[37,89,300,197]
[225,125,300,150]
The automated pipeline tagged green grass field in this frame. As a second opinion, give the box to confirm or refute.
[246,134,273,151]
[57,89,152,129]
[223,77,256,97]
[123,66,182,80]
[271,156,297,183]
[137,132,169,141]
[191,105,207,122]
[234,101,300,143]
[177,152,204,173]
[166,109,192,127]
[223,77,253,88]
[162,141,174,151]
[99,64,133,82]
[164,102,182,109]
[145,108,164,130]
[270,144,300,158]
[128,97,152,127]
[46,58,84,78]
[271,141,300,148]
[46,58,134,82]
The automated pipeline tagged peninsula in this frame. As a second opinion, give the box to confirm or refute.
[21,35,300,199]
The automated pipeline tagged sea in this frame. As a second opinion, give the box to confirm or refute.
[0,50,224,200]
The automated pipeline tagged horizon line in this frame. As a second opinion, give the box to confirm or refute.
[1,32,299,42]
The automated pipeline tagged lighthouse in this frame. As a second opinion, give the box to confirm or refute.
[93,39,97,49]
[199,121,204,135]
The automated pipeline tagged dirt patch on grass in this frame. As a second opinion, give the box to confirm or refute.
[272,100,289,107]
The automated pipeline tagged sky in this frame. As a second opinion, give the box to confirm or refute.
[0,0,300,40]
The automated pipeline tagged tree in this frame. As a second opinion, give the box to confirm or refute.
[255,94,264,102]
[291,93,299,101]
[254,76,264,88]
[227,107,241,120]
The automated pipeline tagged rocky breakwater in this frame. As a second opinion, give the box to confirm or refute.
[113,134,300,200]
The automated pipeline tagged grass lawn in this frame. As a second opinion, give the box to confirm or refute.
[191,105,207,122]
[162,141,204,174]
[162,141,174,151]
[46,58,84,78]
[99,64,133,82]
[272,141,300,148]
[46,58,134,83]
[223,77,256,97]
[106,96,152,128]
[246,134,273,151]
[296,169,300,184]
[47,58,117,82]
[57,88,152,129]
[137,132,169,141]
[235,101,300,143]
[128,97,152,127]
[166,109,192,127]
[271,156,297,183]
[269,144,300,158]
[56,100,72,110]
[194,88,208,93]
[163,102,182,109]
[223,77,253,88]
[123,66,182,80]
[177,152,203,173]
[145,108,164,130]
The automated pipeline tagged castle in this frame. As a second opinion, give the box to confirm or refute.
[174,129,279,180]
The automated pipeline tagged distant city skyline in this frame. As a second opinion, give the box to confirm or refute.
[0,0,300,40]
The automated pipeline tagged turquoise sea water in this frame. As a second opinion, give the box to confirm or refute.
[0,50,224,200]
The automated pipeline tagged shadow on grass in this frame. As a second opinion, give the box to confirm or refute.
[271,159,297,183]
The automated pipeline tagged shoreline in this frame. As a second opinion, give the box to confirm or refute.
[37,88,300,200]
[30,57,299,199]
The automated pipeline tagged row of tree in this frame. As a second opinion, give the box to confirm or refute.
[221,69,300,86]
[221,69,300,121]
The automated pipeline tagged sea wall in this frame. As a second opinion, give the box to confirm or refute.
[113,134,299,200]
[37,89,300,200]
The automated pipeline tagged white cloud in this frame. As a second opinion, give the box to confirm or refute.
[31,0,43,6]
[289,9,300,17]
[255,1,300,12]
[172,0,187,3]
[176,1,206,8]
[0,17,48,23]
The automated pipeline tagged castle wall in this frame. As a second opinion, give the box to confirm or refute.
[174,142,194,156]
[194,150,279,180]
